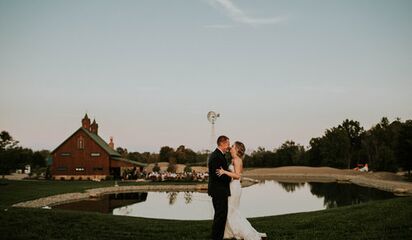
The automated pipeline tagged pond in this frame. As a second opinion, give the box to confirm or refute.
[54,180,397,220]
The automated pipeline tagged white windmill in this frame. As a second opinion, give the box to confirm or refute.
[207,111,220,149]
[207,111,220,219]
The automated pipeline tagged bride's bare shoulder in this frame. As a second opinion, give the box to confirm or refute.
[233,157,243,166]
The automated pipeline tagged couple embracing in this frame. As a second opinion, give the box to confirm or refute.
[208,135,267,240]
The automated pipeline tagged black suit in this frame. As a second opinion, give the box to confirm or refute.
[208,148,231,240]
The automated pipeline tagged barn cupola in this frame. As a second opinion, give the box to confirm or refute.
[109,136,114,149]
[82,114,91,130]
[90,119,99,134]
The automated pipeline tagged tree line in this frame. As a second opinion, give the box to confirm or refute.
[117,117,411,173]
[116,145,210,166]
[0,131,49,178]
[1,117,411,177]
[244,117,412,174]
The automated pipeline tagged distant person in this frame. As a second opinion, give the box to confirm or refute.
[360,163,369,172]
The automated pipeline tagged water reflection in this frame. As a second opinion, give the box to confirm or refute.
[55,192,148,213]
[278,182,305,192]
[184,192,193,204]
[276,181,395,208]
[53,181,398,220]
[167,192,178,205]
[309,182,395,208]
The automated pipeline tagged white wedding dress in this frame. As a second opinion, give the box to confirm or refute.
[223,164,266,240]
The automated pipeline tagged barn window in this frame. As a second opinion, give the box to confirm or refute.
[75,167,85,172]
[93,167,103,171]
[57,166,67,171]
[60,152,71,157]
[77,137,84,149]
[90,152,101,157]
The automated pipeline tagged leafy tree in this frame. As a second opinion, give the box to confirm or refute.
[184,148,197,164]
[319,127,351,168]
[397,120,412,175]
[275,141,305,166]
[175,145,186,164]
[361,117,400,172]
[174,145,197,164]
[306,137,322,167]
[0,131,19,150]
[159,146,175,162]
[0,131,20,178]
[116,147,128,157]
[32,151,46,168]
[338,119,364,168]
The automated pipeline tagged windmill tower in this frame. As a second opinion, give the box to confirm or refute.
[207,111,220,150]
[206,111,220,219]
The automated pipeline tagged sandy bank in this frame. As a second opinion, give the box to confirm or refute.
[243,166,412,195]
[13,184,208,208]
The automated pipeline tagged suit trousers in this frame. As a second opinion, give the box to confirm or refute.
[211,195,228,240]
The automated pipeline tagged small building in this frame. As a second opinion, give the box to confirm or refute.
[24,165,31,174]
[51,114,145,180]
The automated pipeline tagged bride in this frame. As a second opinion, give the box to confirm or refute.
[216,141,267,240]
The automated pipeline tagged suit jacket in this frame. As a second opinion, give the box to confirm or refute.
[208,148,231,198]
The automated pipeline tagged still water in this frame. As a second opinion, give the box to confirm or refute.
[54,181,397,220]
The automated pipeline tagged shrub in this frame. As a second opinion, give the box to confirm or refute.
[184,166,192,173]
[153,163,160,172]
[167,164,176,173]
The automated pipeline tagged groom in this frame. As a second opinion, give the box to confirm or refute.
[208,135,232,240]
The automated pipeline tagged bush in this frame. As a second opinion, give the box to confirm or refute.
[184,166,192,173]
[45,166,52,180]
[152,163,160,172]
[167,164,176,173]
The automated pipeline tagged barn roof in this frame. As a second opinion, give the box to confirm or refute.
[111,157,147,167]
[81,127,121,157]
[51,127,121,157]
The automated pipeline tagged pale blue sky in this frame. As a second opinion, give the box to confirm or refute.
[1,0,411,152]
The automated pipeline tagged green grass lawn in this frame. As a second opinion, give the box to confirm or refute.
[1,179,411,240]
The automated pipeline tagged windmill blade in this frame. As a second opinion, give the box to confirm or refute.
[207,111,219,124]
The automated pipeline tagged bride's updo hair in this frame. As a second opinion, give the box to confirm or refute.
[234,141,246,158]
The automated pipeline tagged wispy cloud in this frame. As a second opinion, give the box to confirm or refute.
[204,24,233,29]
[206,0,286,27]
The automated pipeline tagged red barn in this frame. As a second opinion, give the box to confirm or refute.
[51,114,145,180]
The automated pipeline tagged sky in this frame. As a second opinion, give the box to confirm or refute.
[1,0,411,153]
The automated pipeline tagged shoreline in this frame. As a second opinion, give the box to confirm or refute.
[12,167,412,208]
[12,184,209,208]
[243,166,412,196]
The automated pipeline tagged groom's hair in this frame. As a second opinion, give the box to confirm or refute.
[217,135,229,146]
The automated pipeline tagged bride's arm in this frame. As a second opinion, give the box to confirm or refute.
[217,159,242,180]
